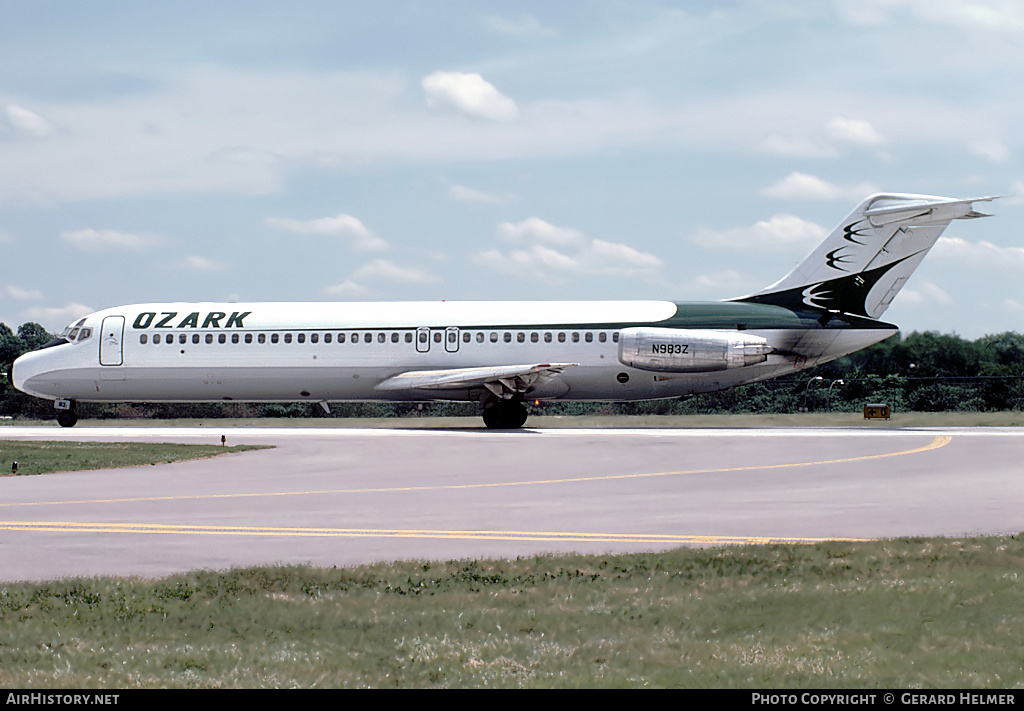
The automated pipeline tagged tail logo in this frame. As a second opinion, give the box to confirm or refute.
[843,220,870,245]
[825,247,856,272]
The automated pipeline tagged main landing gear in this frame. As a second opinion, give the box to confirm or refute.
[55,399,78,428]
[482,398,529,429]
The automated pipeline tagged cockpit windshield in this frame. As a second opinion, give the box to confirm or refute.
[59,318,92,344]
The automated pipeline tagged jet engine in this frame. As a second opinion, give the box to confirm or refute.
[617,327,771,373]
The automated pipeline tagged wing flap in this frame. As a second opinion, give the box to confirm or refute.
[374,363,577,397]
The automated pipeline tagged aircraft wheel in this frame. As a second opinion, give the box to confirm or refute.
[56,410,78,428]
[482,401,528,429]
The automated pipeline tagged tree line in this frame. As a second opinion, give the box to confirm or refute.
[1,322,1022,420]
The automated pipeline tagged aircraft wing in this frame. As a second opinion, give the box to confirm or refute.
[374,363,578,398]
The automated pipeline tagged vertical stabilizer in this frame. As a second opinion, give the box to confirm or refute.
[734,193,995,319]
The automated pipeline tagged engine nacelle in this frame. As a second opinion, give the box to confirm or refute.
[617,327,771,373]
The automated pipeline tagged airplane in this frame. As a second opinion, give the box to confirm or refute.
[10,192,994,429]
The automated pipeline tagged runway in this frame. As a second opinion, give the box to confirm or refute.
[0,425,1021,581]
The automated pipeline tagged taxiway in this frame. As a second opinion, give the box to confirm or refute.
[0,425,1021,581]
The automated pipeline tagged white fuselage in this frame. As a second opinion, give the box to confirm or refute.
[13,300,894,406]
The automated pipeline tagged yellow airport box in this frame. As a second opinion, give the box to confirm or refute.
[864,403,891,420]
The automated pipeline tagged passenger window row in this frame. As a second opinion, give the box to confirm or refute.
[137,330,620,345]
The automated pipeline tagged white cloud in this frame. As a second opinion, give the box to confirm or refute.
[1007,181,1024,205]
[825,116,885,146]
[683,269,749,297]
[691,215,828,251]
[421,71,519,122]
[21,303,94,329]
[474,219,662,280]
[3,105,56,137]
[586,239,663,273]
[933,236,1024,267]
[323,279,371,297]
[350,259,440,285]
[264,214,388,251]
[5,285,43,301]
[59,229,162,251]
[834,0,1024,31]
[761,172,879,200]
[496,218,587,247]
[447,185,511,204]
[969,138,1009,163]
[0,64,1005,206]
[897,279,953,307]
[484,13,558,38]
[759,134,839,158]
[325,259,440,297]
[180,255,229,271]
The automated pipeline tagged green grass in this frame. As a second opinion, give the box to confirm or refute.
[0,441,271,476]
[1,536,1023,688]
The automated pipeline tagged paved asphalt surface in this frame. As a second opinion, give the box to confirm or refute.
[0,425,1021,581]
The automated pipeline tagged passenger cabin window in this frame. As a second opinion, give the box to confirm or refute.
[206,334,214,344]
[297,333,305,344]
[557,332,566,343]
[271,334,279,344]
[140,334,148,344]
[284,333,292,344]
[599,332,607,343]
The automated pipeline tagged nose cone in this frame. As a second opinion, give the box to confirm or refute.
[10,352,29,394]
[10,348,61,399]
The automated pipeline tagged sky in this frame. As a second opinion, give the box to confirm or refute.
[1,0,1023,339]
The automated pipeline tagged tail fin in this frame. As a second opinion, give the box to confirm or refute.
[734,193,995,319]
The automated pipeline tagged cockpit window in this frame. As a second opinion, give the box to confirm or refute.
[59,322,93,343]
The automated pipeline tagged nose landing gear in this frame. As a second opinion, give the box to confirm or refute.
[55,399,78,428]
